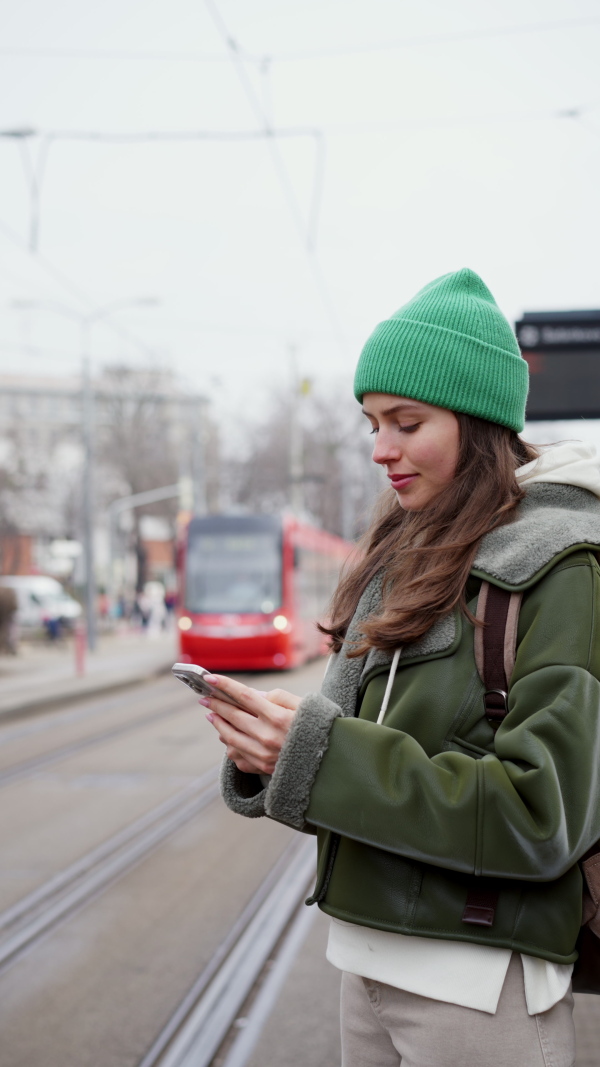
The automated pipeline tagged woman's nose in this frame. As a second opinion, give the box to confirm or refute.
[372,430,401,466]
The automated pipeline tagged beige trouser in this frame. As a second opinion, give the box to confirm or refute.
[340,953,575,1067]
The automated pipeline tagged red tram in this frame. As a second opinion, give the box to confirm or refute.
[176,513,353,671]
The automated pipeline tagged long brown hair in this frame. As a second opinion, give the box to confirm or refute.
[320,414,538,657]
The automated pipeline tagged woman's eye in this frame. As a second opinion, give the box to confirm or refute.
[399,423,420,434]
[368,426,378,435]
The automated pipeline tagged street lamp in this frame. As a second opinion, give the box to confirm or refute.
[10,297,159,650]
[0,127,37,139]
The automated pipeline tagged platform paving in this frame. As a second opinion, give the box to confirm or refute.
[0,628,177,718]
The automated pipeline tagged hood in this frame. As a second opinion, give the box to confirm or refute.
[516,441,600,499]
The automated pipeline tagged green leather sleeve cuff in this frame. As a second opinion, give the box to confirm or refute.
[265,692,343,830]
[219,756,268,818]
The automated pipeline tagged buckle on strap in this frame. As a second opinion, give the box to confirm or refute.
[462,888,500,927]
[483,688,508,728]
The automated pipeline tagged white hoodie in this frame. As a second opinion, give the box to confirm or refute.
[517,439,600,498]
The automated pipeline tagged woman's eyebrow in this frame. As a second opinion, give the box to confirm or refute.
[361,403,422,418]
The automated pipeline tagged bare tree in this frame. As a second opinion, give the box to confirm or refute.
[96,365,181,589]
[0,422,79,572]
[226,379,382,539]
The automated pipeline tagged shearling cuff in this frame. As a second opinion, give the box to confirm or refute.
[265,692,343,830]
[220,756,269,818]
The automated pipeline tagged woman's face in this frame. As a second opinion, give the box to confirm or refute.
[362,393,460,511]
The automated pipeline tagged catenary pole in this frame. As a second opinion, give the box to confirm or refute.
[80,319,97,650]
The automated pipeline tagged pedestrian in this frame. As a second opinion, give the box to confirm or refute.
[0,586,18,654]
[204,268,600,1066]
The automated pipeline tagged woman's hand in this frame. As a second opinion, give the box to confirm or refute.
[225,747,263,775]
[200,676,302,775]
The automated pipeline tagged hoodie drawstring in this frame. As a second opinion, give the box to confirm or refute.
[377,649,401,725]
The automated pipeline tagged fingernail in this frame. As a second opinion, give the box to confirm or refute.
[198,697,210,707]
[205,712,214,723]
[204,674,219,684]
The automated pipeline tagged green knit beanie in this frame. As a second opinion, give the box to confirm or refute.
[354,268,529,432]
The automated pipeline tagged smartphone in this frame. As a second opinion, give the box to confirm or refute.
[171,662,245,710]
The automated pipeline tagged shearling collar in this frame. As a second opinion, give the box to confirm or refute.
[473,482,600,589]
[321,571,387,708]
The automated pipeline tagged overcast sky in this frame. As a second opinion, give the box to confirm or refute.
[1,0,599,422]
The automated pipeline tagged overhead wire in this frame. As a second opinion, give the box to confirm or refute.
[0,47,234,62]
[319,103,596,136]
[44,127,321,143]
[0,216,160,360]
[2,102,595,270]
[203,0,345,350]
[1,15,599,63]
[2,10,598,359]
[272,14,600,60]
[0,124,325,252]
[47,123,328,258]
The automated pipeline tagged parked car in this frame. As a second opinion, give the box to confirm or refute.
[0,576,82,631]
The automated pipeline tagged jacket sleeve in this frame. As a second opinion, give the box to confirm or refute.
[220,690,343,827]
[220,756,270,818]
[265,555,600,881]
[219,690,344,824]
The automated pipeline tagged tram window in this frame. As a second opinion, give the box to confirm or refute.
[185,531,282,614]
[296,548,329,620]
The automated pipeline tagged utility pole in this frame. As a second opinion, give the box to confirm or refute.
[107,484,181,607]
[340,443,355,542]
[191,398,208,515]
[289,403,304,517]
[289,347,311,516]
[80,320,97,650]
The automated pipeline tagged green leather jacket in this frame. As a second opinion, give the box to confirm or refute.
[221,483,600,964]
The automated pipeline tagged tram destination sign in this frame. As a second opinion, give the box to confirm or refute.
[515,310,600,420]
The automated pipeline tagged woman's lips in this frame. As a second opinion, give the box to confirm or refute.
[389,473,419,490]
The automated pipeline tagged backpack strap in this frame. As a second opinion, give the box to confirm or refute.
[462,581,522,928]
[473,581,523,731]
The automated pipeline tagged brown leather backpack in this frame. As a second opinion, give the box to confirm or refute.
[463,580,600,994]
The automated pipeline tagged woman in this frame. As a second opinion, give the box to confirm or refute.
[203,268,600,1066]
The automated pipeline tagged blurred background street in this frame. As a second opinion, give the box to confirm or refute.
[1,0,600,1063]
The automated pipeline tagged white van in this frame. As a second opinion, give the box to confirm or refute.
[0,576,82,629]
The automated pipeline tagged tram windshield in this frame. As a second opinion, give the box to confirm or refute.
[185,523,282,614]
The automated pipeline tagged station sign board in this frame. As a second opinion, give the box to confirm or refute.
[515,310,600,420]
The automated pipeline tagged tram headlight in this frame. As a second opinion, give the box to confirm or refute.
[273,615,288,631]
[178,616,193,631]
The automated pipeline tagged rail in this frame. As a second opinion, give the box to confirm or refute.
[138,835,317,1067]
[0,765,221,971]
[0,695,192,788]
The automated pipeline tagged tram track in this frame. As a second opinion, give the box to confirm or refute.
[0,659,329,1066]
[0,677,176,748]
[0,764,221,972]
[0,670,261,788]
[137,835,317,1067]
[0,694,193,788]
